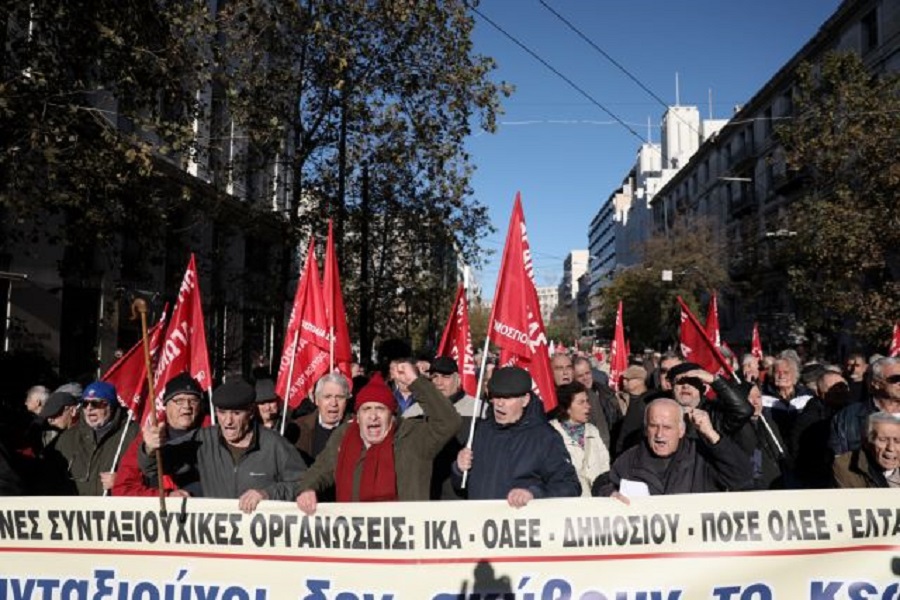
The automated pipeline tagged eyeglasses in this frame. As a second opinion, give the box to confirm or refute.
[171,397,201,407]
[884,374,900,384]
[82,400,109,409]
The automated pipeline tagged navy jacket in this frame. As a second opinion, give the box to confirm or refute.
[454,393,581,500]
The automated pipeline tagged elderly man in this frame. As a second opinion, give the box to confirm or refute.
[454,366,581,507]
[844,352,869,404]
[790,370,849,488]
[830,357,900,455]
[48,381,138,495]
[428,356,481,499]
[141,378,307,513]
[293,373,351,466]
[38,390,80,447]
[296,362,461,513]
[593,397,752,498]
[667,362,753,441]
[655,352,683,392]
[114,373,206,497]
[833,412,900,488]
[24,385,50,416]
[572,356,614,450]
[763,355,814,442]
[551,353,574,386]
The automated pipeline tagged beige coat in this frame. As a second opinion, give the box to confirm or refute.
[550,420,610,496]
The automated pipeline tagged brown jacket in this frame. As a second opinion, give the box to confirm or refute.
[833,447,888,488]
[298,376,461,501]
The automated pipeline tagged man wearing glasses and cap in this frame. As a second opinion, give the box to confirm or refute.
[831,357,900,455]
[48,381,138,495]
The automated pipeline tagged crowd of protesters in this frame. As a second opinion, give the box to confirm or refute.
[1,339,898,511]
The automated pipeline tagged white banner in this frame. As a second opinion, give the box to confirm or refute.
[0,490,898,598]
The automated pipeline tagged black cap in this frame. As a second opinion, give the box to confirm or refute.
[666,362,703,382]
[163,373,203,404]
[488,367,532,398]
[39,391,78,419]
[254,379,279,403]
[212,379,256,410]
[428,356,458,376]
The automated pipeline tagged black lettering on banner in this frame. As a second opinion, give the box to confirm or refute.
[482,518,541,549]
[700,511,762,543]
[48,510,61,541]
[0,510,42,540]
[424,519,461,550]
[563,514,679,547]
[848,508,900,538]
[767,509,830,541]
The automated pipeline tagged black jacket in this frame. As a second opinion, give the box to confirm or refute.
[453,393,581,500]
[593,434,753,496]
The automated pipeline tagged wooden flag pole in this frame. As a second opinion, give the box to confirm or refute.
[131,298,167,515]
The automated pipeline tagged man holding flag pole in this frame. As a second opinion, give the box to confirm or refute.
[454,193,580,506]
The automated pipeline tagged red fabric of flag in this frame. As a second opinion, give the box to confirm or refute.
[276,238,330,408]
[487,193,557,412]
[324,220,353,379]
[102,306,167,419]
[609,301,628,392]
[437,284,477,397]
[151,254,212,421]
[890,322,900,358]
[678,296,735,379]
[751,322,764,360]
[704,292,721,348]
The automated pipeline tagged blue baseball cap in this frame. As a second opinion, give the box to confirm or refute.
[82,381,117,404]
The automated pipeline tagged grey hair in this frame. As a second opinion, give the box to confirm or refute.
[871,357,900,382]
[867,411,900,440]
[643,397,685,430]
[25,385,50,403]
[740,353,758,367]
[314,373,350,398]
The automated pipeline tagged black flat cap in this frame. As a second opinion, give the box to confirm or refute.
[428,356,458,376]
[488,366,532,398]
[254,378,279,403]
[666,362,703,381]
[212,379,256,409]
[39,391,78,419]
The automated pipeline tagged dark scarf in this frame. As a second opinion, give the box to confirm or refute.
[335,421,398,502]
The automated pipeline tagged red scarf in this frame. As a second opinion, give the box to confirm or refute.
[334,421,398,502]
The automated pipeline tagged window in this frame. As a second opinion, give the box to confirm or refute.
[763,107,773,138]
[862,10,878,53]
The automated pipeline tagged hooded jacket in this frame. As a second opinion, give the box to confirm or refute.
[453,393,581,500]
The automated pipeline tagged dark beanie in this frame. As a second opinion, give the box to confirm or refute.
[163,373,203,404]
[666,362,703,382]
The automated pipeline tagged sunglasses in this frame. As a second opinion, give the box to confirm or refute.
[82,400,109,409]
[885,374,900,384]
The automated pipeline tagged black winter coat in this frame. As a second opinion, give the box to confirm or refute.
[454,393,581,500]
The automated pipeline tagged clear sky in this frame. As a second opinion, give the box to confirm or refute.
[467,0,843,299]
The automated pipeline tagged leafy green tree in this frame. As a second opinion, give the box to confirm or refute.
[778,51,900,348]
[599,216,728,349]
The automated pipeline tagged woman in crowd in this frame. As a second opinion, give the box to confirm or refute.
[549,382,610,496]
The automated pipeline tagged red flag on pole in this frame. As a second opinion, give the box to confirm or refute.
[678,296,735,379]
[890,322,900,358]
[609,301,628,391]
[704,292,721,348]
[102,305,167,418]
[751,322,764,360]
[276,238,330,409]
[488,193,557,412]
[324,220,353,378]
[437,284,477,397]
[151,254,212,421]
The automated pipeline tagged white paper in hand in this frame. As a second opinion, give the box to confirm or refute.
[619,478,650,498]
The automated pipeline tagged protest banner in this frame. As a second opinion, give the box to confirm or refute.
[0,491,897,599]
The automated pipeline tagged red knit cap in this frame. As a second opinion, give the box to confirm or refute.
[354,373,397,413]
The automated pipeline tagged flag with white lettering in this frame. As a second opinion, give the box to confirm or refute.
[488,193,556,412]
[324,220,353,379]
[609,301,627,391]
[102,305,167,418]
[276,238,330,408]
[151,254,211,420]
[437,284,477,397]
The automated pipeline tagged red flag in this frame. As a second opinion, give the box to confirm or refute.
[437,284,477,397]
[890,322,900,357]
[488,193,557,412]
[102,305,167,417]
[276,238,330,408]
[324,220,353,378]
[751,322,764,360]
[678,296,735,379]
[151,254,212,420]
[704,292,721,348]
[609,301,628,391]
